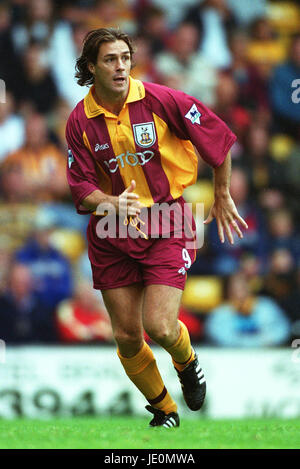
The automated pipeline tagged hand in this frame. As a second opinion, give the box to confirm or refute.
[204,191,248,244]
[118,180,142,218]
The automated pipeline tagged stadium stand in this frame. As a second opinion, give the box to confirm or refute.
[1,0,299,346]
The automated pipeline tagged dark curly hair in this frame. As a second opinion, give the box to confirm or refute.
[75,28,135,87]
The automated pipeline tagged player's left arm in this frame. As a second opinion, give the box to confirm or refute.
[146,85,248,243]
[203,151,248,244]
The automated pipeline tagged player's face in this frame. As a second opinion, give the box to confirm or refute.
[90,40,131,97]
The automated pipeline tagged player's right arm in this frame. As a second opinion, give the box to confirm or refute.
[82,180,141,217]
[66,112,141,217]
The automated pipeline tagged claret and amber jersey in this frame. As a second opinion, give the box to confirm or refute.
[66,76,236,214]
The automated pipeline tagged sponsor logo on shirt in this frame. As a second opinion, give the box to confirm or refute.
[132,122,156,148]
[95,143,109,152]
[104,150,154,174]
[68,149,74,168]
[185,104,201,125]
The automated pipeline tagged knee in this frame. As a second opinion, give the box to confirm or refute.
[114,329,143,354]
[144,321,179,347]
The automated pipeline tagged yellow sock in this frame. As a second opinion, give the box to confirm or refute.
[117,341,177,414]
[164,320,195,372]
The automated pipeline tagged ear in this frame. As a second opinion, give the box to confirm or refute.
[88,62,95,75]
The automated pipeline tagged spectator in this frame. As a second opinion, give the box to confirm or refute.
[49,21,90,108]
[0,91,25,163]
[258,187,286,213]
[284,143,300,217]
[223,0,266,26]
[205,272,290,347]
[1,113,68,202]
[52,1,87,25]
[261,248,298,332]
[136,5,169,56]
[189,242,216,276]
[0,162,28,203]
[0,201,39,253]
[267,208,300,264]
[130,35,162,83]
[247,17,286,74]
[207,167,268,274]
[0,0,299,352]
[242,124,285,195]
[0,248,13,294]
[83,0,136,34]
[269,34,300,139]
[33,202,89,234]
[11,0,57,54]
[227,30,270,114]
[264,247,295,286]
[239,253,263,294]
[49,98,72,153]
[213,72,251,145]
[156,22,217,106]
[184,0,235,68]
[0,263,58,343]
[0,3,23,92]
[56,280,113,343]
[12,41,59,114]
[10,0,93,110]
[15,212,73,311]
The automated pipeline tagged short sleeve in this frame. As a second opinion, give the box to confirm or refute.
[66,113,101,214]
[144,83,237,168]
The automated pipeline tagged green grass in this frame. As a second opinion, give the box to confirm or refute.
[0,417,299,449]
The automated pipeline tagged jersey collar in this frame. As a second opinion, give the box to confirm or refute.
[84,76,145,119]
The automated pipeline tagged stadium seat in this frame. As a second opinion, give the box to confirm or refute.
[182,276,223,313]
[247,40,286,66]
[267,2,300,35]
[49,229,86,262]
[269,134,295,162]
[183,180,214,217]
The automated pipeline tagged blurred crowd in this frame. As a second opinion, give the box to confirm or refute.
[0,0,300,347]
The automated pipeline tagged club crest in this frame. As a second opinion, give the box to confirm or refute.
[133,122,156,148]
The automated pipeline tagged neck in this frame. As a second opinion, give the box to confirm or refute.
[93,84,129,116]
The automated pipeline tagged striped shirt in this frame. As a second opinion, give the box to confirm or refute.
[66,77,236,214]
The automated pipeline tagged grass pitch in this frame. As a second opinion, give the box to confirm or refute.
[0,417,299,449]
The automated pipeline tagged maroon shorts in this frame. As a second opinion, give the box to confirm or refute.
[86,199,197,291]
